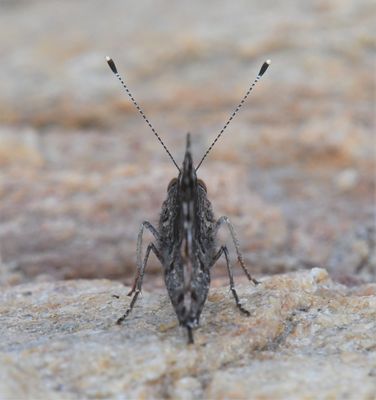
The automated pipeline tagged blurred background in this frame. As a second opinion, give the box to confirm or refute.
[0,0,374,288]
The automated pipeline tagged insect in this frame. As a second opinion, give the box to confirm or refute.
[106,56,270,343]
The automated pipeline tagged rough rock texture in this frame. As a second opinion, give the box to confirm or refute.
[0,0,375,286]
[0,2,374,398]
[0,269,375,399]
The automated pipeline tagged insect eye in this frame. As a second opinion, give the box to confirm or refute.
[167,178,178,191]
[197,179,207,193]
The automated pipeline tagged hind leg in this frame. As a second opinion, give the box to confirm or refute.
[211,246,250,315]
[215,216,259,285]
[127,221,160,296]
[117,242,161,324]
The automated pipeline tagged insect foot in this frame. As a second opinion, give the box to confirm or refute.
[106,56,270,344]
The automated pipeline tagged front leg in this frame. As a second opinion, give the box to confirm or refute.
[211,246,250,316]
[117,242,161,324]
[214,216,259,285]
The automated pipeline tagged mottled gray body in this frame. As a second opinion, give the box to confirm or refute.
[159,136,216,332]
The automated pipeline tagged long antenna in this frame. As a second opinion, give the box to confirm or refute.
[106,56,180,171]
[195,59,271,171]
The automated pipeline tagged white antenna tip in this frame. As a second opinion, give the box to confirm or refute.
[266,59,271,65]
[106,56,118,74]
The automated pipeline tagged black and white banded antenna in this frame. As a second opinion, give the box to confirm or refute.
[106,56,180,171]
[195,59,271,171]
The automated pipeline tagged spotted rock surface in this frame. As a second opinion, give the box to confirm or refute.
[0,268,375,399]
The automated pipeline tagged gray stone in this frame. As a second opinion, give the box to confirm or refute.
[0,269,375,399]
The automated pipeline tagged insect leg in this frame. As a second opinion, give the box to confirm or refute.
[211,246,251,316]
[215,216,259,285]
[128,221,160,296]
[117,242,161,325]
